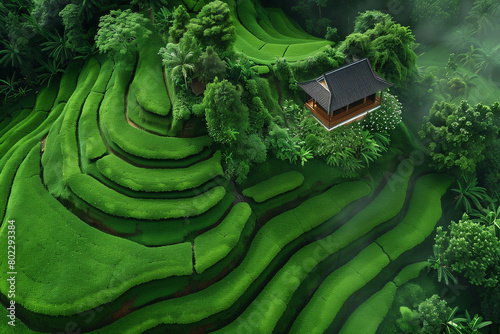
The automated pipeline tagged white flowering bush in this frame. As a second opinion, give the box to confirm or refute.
[362,91,402,133]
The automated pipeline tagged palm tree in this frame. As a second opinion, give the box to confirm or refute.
[159,41,198,89]
[474,42,500,74]
[447,25,480,55]
[461,311,492,333]
[427,245,458,286]
[471,202,500,236]
[36,58,65,87]
[41,31,73,65]
[466,0,500,37]
[298,147,313,166]
[458,45,481,71]
[445,307,466,334]
[445,308,492,334]
[0,40,28,69]
[451,175,488,213]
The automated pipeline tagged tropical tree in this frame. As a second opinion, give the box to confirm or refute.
[471,202,500,236]
[445,307,493,334]
[199,77,249,144]
[0,39,29,69]
[341,17,418,85]
[447,25,479,54]
[452,176,489,213]
[428,245,458,286]
[168,5,189,43]
[419,101,498,175]
[41,30,73,64]
[187,0,235,52]
[353,10,392,33]
[458,45,481,70]
[153,6,171,35]
[36,58,65,87]
[95,9,152,62]
[59,3,85,52]
[447,77,467,99]
[197,46,226,85]
[411,0,459,25]
[159,35,201,89]
[445,307,466,334]
[447,71,479,99]
[466,0,500,37]
[474,42,500,74]
[435,216,500,289]
[226,56,254,84]
[460,311,492,333]
[31,0,68,31]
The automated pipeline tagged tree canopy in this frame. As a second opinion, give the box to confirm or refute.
[419,101,499,175]
[95,9,151,62]
[435,215,500,289]
[197,46,227,85]
[200,78,249,145]
[187,0,235,53]
[168,5,189,43]
[340,11,418,86]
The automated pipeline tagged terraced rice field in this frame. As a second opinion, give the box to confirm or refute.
[224,0,333,65]
[0,9,453,334]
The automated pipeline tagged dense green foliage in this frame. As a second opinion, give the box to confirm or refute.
[187,0,235,53]
[197,46,227,85]
[435,215,500,289]
[198,78,249,144]
[168,5,189,43]
[419,100,499,175]
[95,9,152,62]
[340,11,418,86]
[3,0,500,332]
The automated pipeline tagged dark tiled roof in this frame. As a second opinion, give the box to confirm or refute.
[298,58,393,114]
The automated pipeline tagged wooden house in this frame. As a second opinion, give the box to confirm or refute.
[298,58,393,130]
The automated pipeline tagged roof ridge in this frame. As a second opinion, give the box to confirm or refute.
[364,58,393,86]
[324,58,368,76]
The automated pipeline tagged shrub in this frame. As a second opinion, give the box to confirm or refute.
[419,101,499,175]
[251,65,270,75]
[362,91,402,133]
[197,46,227,85]
[202,78,249,144]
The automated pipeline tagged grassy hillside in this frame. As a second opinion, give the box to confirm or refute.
[0,2,456,333]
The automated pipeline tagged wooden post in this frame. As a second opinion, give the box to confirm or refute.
[363,96,367,104]
[346,104,349,113]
